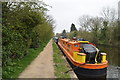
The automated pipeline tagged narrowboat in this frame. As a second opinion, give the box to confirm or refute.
[57,37,108,78]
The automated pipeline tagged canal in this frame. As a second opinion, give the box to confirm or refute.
[98,45,120,79]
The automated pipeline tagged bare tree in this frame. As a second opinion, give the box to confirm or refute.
[78,15,103,32]
[100,7,117,22]
[78,15,92,32]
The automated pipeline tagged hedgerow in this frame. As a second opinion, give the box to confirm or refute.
[2,1,54,78]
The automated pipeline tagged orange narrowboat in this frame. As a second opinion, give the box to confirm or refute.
[57,37,108,78]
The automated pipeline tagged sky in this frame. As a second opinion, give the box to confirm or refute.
[43,0,119,34]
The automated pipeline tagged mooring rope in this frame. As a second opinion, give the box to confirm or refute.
[64,63,86,74]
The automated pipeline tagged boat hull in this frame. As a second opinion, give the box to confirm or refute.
[65,55,107,80]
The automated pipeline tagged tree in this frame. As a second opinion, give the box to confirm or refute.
[78,15,91,32]
[100,7,117,45]
[100,7,116,22]
[70,23,77,32]
[112,20,120,46]
[78,15,103,43]
[89,17,103,43]
[76,7,118,46]
[61,29,67,37]
[99,21,109,44]
[2,1,54,78]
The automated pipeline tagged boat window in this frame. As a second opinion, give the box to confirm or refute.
[74,45,78,47]
[68,44,70,48]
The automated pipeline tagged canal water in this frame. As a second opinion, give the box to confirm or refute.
[97,45,120,79]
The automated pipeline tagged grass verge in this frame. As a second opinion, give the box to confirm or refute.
[52,42,70,78]
[3,41,48,78]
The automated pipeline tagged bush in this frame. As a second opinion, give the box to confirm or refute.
[2,2,54,78]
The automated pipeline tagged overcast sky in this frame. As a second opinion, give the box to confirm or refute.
[43,0,119,33]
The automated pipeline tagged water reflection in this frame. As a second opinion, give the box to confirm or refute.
[97,45,120,66]
[97,45,120,79]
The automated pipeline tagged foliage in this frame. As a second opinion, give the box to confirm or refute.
[112,20,120,46]
[70,23,77,32]
[61,29,67,37]
[66,7,119,46]
[2,1,54,78]
[3,44,46,78]
[67,31,78,38]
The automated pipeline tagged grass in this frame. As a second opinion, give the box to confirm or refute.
[52,42,70,78]
[3,41,48,78]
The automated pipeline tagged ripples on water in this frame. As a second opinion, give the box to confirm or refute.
[107,65,120,79]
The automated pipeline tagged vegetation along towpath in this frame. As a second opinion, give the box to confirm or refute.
[18,40,55,78]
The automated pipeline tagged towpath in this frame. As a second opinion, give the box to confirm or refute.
[18,40,55,78]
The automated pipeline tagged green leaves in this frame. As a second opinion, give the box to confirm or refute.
[70,23,77,32]
[2,1,54,78]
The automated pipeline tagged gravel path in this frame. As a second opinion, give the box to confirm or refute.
[18,40,55,78]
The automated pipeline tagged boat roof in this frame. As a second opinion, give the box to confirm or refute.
[60,38,89,44]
